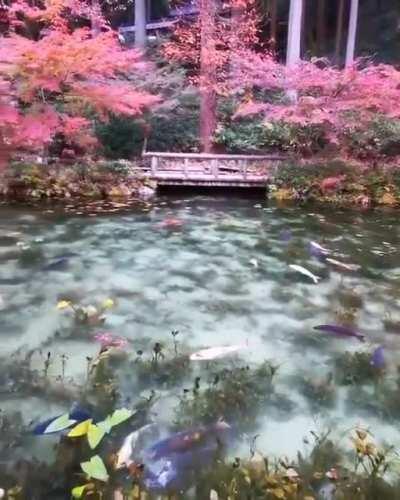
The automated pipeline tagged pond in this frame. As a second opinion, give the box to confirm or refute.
[0,195,400,498]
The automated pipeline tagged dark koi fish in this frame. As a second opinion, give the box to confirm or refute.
[314,324,365,342]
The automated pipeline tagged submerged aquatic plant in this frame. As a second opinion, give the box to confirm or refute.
[133,344,192,390]
[175,362,279,430]
[298,372,336,410]
[334,350,378,385]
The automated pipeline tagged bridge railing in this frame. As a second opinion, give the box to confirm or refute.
[142,152,287,181]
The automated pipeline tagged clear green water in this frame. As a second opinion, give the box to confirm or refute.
[0,196,400,494]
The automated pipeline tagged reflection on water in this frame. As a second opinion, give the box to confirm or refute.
[0,196,400,495]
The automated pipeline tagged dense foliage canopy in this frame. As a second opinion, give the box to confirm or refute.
[0,0,157,167]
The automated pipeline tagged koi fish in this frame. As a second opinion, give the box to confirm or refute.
[94,332,128,349]
[42,257,69,271]
[309,241,330,258]
[279,229,292,242]
[249,258,258,268]
[325,258,360,271]
[143,421,231,491]
[144,446,215,492]
[289,264,320,284]
[190,344,247,361]
[157,218,184,229]
[371,346,385,369]
[146,421,231,460]
[116,423,158,469]
[314,324,365,342]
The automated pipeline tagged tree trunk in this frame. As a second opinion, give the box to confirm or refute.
[286,0,303,67]
[91,0,102,37]
[316,0,325,55]
[199,0,217,153]
[229,0,244,78]
[345,0,359,67]
[269,0,278,53]
[135,0,147,49]
[334,0,345,64]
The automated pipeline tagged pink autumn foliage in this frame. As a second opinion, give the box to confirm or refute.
[233,52,400,147]
[0,0,158,168]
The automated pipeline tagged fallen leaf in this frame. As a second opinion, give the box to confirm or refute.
[81,455,109,482]
[57,300,71,310]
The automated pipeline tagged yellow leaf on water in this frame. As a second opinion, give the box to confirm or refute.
[87,423,106,449]
[81,455,109,482]
[102,298,115,309]
[68,419,92,438]
[57,300,71,310]
[71,484,93,499]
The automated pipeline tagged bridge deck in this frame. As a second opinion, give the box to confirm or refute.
[142,152,285,188]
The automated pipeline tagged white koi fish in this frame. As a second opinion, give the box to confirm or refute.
[190,344,247,361]
[289,264,320,284]
[249,258,259,268]
[116,423,158,469]
[326,258,360,271]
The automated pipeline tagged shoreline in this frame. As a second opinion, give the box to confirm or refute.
[1,159,399,209]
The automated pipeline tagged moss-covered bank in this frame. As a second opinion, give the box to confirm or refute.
[0,158,156,205]
[269,161,400,208]
[2,158,400,210]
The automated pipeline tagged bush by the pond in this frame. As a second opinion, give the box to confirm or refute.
[215,114,327,156]
[270,161,400,207]
[344,116,400,161]
[95,93,200,157]
[1,160,155,203]
[96,116,147,159]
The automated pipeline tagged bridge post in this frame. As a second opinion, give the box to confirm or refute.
[211,159,218,179]
[151,156,158,175]
[240,160,247,180]
[183,158,189,178]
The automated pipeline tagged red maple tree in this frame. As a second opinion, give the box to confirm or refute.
[233,53,400,158]
[0,0,158,168]
[162,0,262,151]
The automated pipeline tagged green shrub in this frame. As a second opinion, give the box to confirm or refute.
[147,92,200,152]
[215,115,327,155]
[96,91,200,157]
[344,116,400,160]
[95,116,145,159]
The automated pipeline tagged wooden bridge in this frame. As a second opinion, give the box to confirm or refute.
[141,152,286,188]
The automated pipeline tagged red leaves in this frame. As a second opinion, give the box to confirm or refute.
[0,0,158,166]
[320,175,346,193]
[233,54,400,153]
[70,82,159,120]
[163,0,261,86]
[18,107,60,146]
